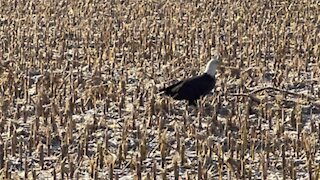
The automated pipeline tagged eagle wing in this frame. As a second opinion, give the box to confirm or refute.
[170,74,215,100]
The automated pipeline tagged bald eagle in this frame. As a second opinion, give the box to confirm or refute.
[159,56,220,106]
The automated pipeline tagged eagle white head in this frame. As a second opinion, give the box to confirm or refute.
[204,55,220,77]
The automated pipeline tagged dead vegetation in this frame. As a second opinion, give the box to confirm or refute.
[0,0,320,179]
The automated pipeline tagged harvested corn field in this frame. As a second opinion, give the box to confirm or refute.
[0,0,320,179]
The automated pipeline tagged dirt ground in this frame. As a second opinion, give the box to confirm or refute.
[0,0,320,179]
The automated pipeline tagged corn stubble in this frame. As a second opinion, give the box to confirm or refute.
[0,0,320,179]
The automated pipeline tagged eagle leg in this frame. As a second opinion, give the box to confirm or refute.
[188,100,197,106]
